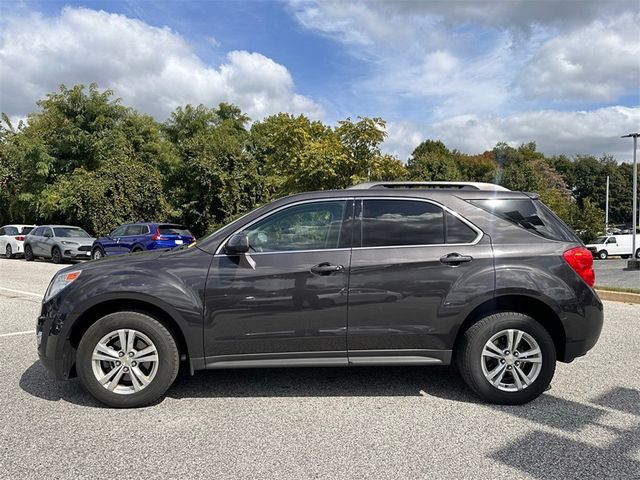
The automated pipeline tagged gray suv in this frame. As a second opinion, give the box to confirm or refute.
[36,183,603,407]
[25,225,95,263]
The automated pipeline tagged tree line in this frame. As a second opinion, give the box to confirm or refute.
[0,84,635,242]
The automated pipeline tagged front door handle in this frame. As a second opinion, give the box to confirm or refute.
[440,253,473,265]
[310,262,344,275]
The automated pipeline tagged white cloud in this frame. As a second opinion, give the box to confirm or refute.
[518,13,640,101]
[431,106,640,160]
[0,7,323,121]
[383,121,424,160]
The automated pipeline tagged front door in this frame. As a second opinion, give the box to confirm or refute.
[104,225,127,255]
[203,199,353,366]
[347,198,495,364]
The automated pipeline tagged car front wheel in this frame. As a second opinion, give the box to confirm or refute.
[91,247,104,260]
[76,312,180,408]
[597,250,608,260]
[5,244,13,259]
[456,312,556,405]
[51,247,62,264]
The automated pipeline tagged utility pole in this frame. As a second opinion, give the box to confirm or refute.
[605,175,609,233]
[621,133,639,270]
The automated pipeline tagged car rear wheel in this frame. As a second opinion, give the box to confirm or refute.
[91,247,104,260]
[76,311,180,408]
[456,312,556,405]
[51,246,62,264]
[5,244,13,259]
[131,246,144,253]
[24,245,34,261]
[597,250,608,260]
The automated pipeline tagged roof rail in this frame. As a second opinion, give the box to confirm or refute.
[348,181,510,191]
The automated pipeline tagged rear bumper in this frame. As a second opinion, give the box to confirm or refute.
[560,290,604,362]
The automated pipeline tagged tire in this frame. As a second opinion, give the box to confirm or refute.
[456,312,556,405]
[91,247,105,260]
[24,245,34,261]
[51,246,62,264]
[5,244,13,259]
[76,311,180,408]
[597,250,608,260]
[636,249,640,259]
[131,246,144,253]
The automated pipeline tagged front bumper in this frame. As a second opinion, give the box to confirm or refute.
[37,305,76,380]
[61,245,92,259]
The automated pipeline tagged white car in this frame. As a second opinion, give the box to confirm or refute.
[585,234,640,259]
[0,224,37,258]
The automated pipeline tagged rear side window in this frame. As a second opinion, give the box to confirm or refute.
[159,225,192,236]
[361,200,444,247]
[4,226,18,235]
[124,225,143,236]
[21,226,34,235]
[469,198,579,242]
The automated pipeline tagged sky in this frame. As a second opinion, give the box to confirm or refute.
[1,0,639,161]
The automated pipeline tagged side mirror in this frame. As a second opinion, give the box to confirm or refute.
[225,233,250,255]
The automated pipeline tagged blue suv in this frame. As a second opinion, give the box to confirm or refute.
[91,223,194,259]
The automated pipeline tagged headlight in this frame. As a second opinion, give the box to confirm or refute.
[44,271,82,302]
[61,241,78,246]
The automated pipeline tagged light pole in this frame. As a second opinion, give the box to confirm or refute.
[605,175,609,233]
[621,133,639,270]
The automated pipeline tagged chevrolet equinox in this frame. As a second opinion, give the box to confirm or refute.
[37,182,603,407]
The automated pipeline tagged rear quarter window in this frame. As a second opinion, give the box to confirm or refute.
[20,226,34,235]
[469,198,579,242]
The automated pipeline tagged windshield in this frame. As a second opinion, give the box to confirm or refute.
[53,227,91,238]
[591,236,608,244]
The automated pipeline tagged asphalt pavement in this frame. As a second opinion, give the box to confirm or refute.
[593,258,640,290]
[0,257,639,479]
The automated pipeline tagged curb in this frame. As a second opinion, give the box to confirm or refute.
[596,289,640,304]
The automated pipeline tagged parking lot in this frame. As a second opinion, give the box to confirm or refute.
[0,257,638,479]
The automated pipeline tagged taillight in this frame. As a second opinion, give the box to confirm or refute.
[151,228,166,241]
[15,236,25,241]
[563,246,595,287]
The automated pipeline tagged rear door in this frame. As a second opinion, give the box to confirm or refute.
[120,224,143,252]
[346,198,494,365]
[203,199,353,365]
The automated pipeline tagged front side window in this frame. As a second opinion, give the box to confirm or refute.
[111,226,127,237]
[243,201,348,252]
[606,237,617,244]
[361,199,444,247]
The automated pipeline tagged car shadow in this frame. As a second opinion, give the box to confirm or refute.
[19,360,478,407]
[489,386,640,478]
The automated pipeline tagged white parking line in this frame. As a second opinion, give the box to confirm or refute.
[0,287,42,298]
[0,330,35,338]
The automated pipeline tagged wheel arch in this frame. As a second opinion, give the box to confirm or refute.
[453,294,566,362]
[68,299,189,370]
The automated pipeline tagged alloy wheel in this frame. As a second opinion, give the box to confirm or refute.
[91,329,159,395]
[481,329,543,392]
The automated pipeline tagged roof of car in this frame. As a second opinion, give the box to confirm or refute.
[37,225,85,228]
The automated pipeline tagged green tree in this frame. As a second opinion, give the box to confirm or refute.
[407,140,461,181]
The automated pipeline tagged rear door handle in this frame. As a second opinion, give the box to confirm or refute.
[310,262,344,275]
[440,253,473,265]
